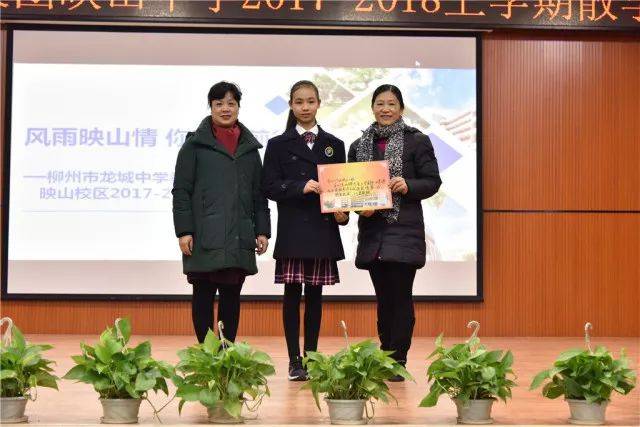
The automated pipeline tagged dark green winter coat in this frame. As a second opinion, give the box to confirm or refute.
[172,116,270,275]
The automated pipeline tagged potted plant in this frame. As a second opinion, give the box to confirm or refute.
[303,322,412,425]
[63,318,174,424]
[0,317,59,423]
[530,323,636,425]
[173,323,275,423]
[419,322,516,424]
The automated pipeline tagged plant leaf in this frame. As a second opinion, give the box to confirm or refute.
[542,383,564,399]
[133,341,151,358]
[0,370,17,380]
[176,384,202,401]
[530,370,550,390]
[556,349,584,362]
[35,373,59,390]
[63,365,87,380]
[419,389,441,407]
[116,318,131,343]
[199,388,219,407]
[501,351,514,368]
[134,372,157,391]
[203,330,220,353]
[481,367,496,381]
[223,398,242,419]
[10,326,26,351]
[93,344,112,364]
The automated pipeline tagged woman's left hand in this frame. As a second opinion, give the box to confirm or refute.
[333,211,348,223]
[389,177,408,195]
[255,235,269,255]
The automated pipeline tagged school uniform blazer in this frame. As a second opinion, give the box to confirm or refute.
[261,126,347,260]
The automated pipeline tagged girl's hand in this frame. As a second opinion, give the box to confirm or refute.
[333,211,348,223]
[179,235,193,256]
[389,177,408,194]
[303,179,320,194]
[255,235,269,255]
[358,210,375,218]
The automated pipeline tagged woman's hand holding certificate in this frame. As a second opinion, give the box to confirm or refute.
[389,176,408,194]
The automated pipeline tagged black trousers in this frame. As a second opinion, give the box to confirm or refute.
[368,261,417,362]
[283,283,323,362]
[191,281,243,344]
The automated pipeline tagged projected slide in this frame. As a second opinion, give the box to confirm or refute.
[5,30,478,298]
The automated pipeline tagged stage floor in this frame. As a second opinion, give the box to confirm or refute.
[10,336,639,426]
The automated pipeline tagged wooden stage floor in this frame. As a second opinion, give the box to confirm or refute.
[11,336,639,426]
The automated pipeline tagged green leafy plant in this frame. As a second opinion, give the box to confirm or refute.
[63,318,174,401]
[420,334,516,407]
[0,319,59,398]
[530,345,636,404]
[303,339,413,410]
[173,329,275,419]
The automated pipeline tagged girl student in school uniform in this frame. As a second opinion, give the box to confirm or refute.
[262,80,348,381]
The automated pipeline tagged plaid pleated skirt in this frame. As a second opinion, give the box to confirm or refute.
[274,258,340,286]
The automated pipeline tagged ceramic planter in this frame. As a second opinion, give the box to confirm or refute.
[99,398,142,424]
[566,399,608,425]
[0,396,29,423]
[325,399,368,425]
[453,398,494,424]
[207,401,244,424]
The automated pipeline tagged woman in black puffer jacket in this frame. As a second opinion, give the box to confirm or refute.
[348,84,441,379]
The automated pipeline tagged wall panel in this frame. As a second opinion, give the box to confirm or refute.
[1,30,638,337]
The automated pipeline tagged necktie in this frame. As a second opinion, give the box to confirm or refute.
[302,131,316,148]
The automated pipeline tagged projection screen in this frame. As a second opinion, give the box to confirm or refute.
[3,29,481,300]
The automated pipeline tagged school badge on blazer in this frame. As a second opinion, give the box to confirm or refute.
[324,146,334,157]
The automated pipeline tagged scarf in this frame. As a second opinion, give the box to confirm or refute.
[356,118,406,223]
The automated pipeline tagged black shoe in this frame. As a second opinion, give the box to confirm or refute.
[388,373,406,382]
[388,360,407,382]
[288,360,308,381]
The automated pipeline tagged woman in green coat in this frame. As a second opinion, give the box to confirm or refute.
[172,81,270,343]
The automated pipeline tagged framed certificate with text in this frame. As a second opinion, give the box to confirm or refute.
[317,161,392,213]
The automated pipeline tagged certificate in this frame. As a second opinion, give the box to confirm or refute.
[317,161,392,213]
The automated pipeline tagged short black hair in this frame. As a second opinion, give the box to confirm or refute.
[371,84,404,110]
[207,81,242,107]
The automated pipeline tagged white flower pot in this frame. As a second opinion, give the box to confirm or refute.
[100,398,141,424]
[0,396,29,423]
[207,401,244,424]
[566,399,608,425]
[325,399,368,425]
[453,398,494,424]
